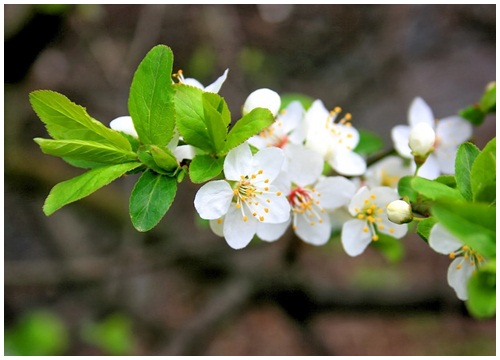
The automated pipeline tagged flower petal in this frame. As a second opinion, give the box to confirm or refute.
[435,145,457,174]
[415,154,440,179]
[209,218,224,237]
[204,68,229,94]
[329,149,366,176]
[377,218,408,239]
[408,97,435,128]
[224,142,253,180]
[341,219,372,256]
[243,88,281,117]
[429,223,462,255]
[436,116,473,146]
[283,144,323,187]
[224,204,257,249]
[194,180,233,220]
[315,176,356,209]
[257,219,291,242]
[253,189,291,223]
[447,257,475,300]
[174,145,196,162]
[109,116,138,138]
[348,186,370,215]
[391,125,412,158]
[279,101,304,135]
[182,78,205,89]
[251,146,285,183]
[295,213,331,245]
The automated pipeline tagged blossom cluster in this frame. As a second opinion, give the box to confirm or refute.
[109,69,478,300]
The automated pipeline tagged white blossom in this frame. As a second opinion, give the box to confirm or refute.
[174,68,229,93]
[243,88,281,117]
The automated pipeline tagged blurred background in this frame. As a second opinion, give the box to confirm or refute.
[4,4,496,356]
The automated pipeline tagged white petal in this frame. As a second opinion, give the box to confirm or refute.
[377,218,408,239]
[223,204,257,249]
[257,219,290,242]
[174,145,196,161]
[348,186,370,215]
[391,125,412,158]
[279,101,304,134]
[194,180,233,220]
[251,146,285,183]
[341,219,372,256]
[109,116,138,138]
[204,68,229,94]
[447,257,475,300]
[182,78,205,89]
[209,218,224,237]
[295,213,331,245]
[435,145,457,174]
[364,155,412,188]
[315,176,356,209]
[436,116,473,146]
[283,144,323,187]
[223,142,253,180]
[253,190,291,223]
[371,186,399,206]
[329,207,353,232]
[429,223,463,255]
[330,149,366,176]
[339,124,360,149]
[409,122,436,156]
[243,88,281,117]
[247,134,268,150]
[415,154,440,179]
[408,97,435,128]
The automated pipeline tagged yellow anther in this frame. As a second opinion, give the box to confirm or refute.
[217,218,222,224]
[258,169,263,174]
[372,235,379,241]
[264,208,269,213]
[378,224,384,230]
[389,228,395,234]
[236,203,241,209]
[310,221,315,226]
[363,227,369,233]
[366,209,373,215]
[345,113,352,120]
[277,192,282,196]
[462,245,470,251]
[243,216,248,222]
[364,199,370,204]
[357,214,365,219]
[456,263,462,270]
[233,189,239,196]
[292,225,297,230]
[264,187,269,191]
[251,174,257,179]
[367,216,375,223]
[319,219,323,223]
[252,212,257,217]
[370,194,376,199]
[449,252,455,259]
[266,199,271,203]
[354,207,359,212]
[264,179,269,183]
[259,216,265,221]
[334,106,342,113]
[347,133,353,138]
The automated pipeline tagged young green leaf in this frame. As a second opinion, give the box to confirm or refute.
[479,82,496,113]
[128,45,175,147]
[470,138,496,204]
[189,154,224,183]
[416,216,437,243]
[29,90,131,151]
[137,145,178,175]
[432,200,496,258]
[34,138,137,164]
[129,170,177,232]
[410,176,463,202]
[222,107,274,154]
[202,91,231,127]
[459,105,485,126]
[466,261,496,319]
[455,142,480,201]
[175,84,213,152]
[43,162,142,216]
[202,92,230,154]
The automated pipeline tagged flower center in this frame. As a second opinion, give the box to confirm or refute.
[322,107,355,152]
[232,170,281,222]
[353,194,394,241]
[288,186,325,228]
[449,245,484,269]
[172,69,185,83]
[259,120,289,148]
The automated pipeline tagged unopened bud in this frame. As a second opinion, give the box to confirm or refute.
[242,88,281,117]
[387,200,413,224]
[409,122,435,158]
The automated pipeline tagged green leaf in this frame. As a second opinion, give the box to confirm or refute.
[34,138,137,164]
[202,92,230,154]
[398,176,418,202]
[410,176,463,202]
[455,142,480,201]
[479,82,496,113]
[466,260,496,319]
[175,84,213,152]
[416,216,438,243]
[43,162,142,216]
[432,200,496,258]
[459,105,485,126]
[354,129,384,157]
[202,91,231,127]
[434,175,457,188]
[29,90,131,150]
[223,107,274,154]
[189,154,224,183]
[470,138,496,204]
[128,45,175,147]
[129,170,177,231]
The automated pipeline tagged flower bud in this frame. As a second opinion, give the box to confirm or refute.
[409,122,435,158]
[110,116,138,138]
[386,199,413,224]
[242,88,281,117]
